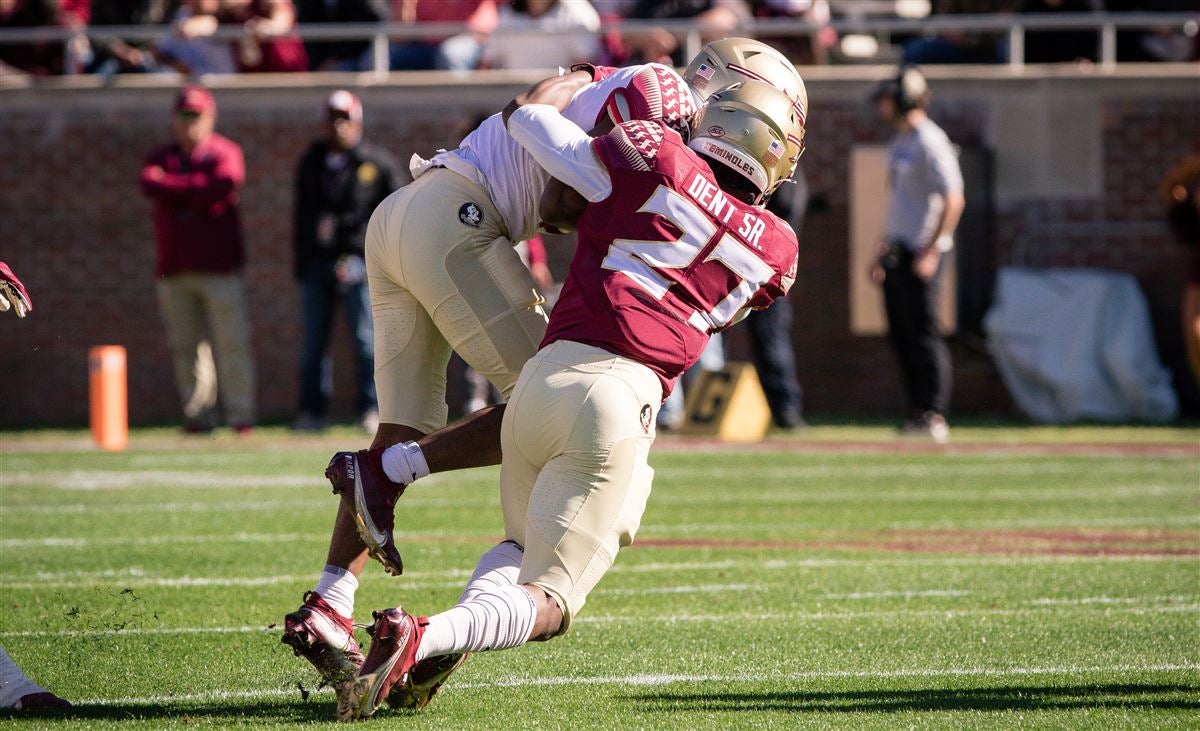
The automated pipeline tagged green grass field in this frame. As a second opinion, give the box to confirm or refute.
[1,426,1198,728]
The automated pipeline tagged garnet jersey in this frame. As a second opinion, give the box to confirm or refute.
[543,120,799,395]
[430,63,695,242]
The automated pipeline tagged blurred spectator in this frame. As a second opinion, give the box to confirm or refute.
[296,0,387,71]
[746,173,807,430]
[1161,155,1200,390]
[0,0,89,75]
[159,0,237,74]
[159,0,307,74]
[83,0,178,76]
[140,86,256,434]
[867,68,964,443]
[624,0,750,64]
[222,0,308,71]
[752,0,835,66]
[292,91,397,433]
[1107,0,1199,63]
[390,0,497,71]
[591,0,676,65]
[480,0,599,70]
[903,0,1013,65]
[1020,0,1098,64]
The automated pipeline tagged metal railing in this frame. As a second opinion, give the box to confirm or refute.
[0,13,1195,77]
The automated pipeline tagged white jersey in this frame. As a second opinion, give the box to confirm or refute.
[430,63,695,243]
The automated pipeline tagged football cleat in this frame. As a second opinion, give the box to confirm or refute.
[387,652,469,710]
[281,591,364,686]
[325,449,408,575]
[342,607,427,721]
[13,692,72,711]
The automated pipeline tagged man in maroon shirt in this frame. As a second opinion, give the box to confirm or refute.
[140,86,256,433]
[335,79,804,720]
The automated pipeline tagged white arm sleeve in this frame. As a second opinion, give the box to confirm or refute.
[506,104,612,203]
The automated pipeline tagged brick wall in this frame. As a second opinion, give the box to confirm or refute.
[1,73,1197,428]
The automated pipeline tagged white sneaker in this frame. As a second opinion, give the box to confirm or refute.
[927,414,950,444]
[900,412,949,444]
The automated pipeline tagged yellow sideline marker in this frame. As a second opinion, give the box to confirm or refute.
[89,345,128,451]
[679,362,772,443]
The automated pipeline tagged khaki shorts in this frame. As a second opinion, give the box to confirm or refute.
[500,340,663,633]
[366,168,548,433]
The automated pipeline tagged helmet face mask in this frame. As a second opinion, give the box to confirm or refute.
[683,37,809,165]
[687,80,802,206]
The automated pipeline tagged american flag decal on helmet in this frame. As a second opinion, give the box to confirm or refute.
[765,139,785,165]
[696,63,716,82]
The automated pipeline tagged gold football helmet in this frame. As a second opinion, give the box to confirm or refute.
[683,37,808,162]
[687,80,802,206]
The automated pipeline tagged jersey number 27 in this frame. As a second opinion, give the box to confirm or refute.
[601,185,774,331]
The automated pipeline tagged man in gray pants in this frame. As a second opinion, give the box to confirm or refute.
[868,67,964,442]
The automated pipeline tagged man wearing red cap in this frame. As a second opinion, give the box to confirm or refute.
[140,85,257,434]
[293,90,397,433]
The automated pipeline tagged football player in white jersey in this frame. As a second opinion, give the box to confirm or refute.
[288,40,807,718]
[281,59,697,710]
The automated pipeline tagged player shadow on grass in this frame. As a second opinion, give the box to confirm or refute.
[626,683,1200,714]
[0,699,342,724]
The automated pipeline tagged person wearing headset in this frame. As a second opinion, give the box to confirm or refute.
[868,67,965,443]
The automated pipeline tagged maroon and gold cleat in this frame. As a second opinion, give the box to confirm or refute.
[281,591,364,686]
[325,449,408,575]
[387,652,469,710]
[341,607,426,721]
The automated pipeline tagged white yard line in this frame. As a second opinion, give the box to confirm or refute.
[5,602,1195,639]
[3,480,1193,515]
[0,532,317,548]
[1,457,1188,492]
[652,484,1193,505]
[573,604,1200,624]
[2,471,323,490]
[0,625,272,638]
[72,663,1200,706]
[599,583,763,596]
[457,663,1200,689]
[0,528,495,549]
[657,461,1188,482]
[2,553,1194,590]
[0,574,466,590]
[821,590,972,600]
[885,515,1200,530]
[1028,595,1193,606]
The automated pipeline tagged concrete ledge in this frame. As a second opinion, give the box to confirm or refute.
[3,62,1197,94]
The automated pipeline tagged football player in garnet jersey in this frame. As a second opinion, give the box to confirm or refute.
[281,61,698,709]
[336,79,805,721]
[298,40,806,714]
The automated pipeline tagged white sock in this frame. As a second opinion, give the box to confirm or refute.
[314,564,358,619]
[457,540,523,604]
[381,441,431,485]
[0,647,49,708]
[416,584,537,661]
